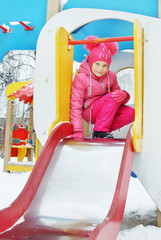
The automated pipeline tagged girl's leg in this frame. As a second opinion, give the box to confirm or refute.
[91,93,121,132]
[110,105,135,131]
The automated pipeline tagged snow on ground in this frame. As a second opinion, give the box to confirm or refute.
[0,156,161,239]
[0,158,31,209]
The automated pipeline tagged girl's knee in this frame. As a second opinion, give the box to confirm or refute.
[106,92,113,99]
[129,107,135,121]
[104,92,119,103]
[122,105,135,122]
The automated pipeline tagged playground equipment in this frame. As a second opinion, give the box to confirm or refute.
[11,124,33,145]
[11,137,33,145]
[11,123,34,132]
[3,80,36,172]
[0,0,61,166]
[0,6,141,239]
[1,0,161,239]
[0,122,134,240]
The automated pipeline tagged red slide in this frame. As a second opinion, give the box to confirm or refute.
[0,122,134,240]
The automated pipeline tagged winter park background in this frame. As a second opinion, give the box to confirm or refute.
[0,2,161,239]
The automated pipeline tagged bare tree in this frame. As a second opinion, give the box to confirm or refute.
[0,50,36,118]
[0,50,36,96]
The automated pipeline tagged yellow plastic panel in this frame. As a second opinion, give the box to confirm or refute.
[48,27,74,135]
[17,148,27,162]
[35,137,39,162]
[7,165,34,172]
[132,19,144,152]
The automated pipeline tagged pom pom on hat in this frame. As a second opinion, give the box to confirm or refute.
[84,36,99,51]
[84,35,119,68]
[104,42,118,56]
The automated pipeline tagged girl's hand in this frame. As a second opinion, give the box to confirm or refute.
[69,131,85,139]
[112,90,128,103]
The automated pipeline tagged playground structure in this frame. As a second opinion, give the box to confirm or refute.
[1,0,59,171]
[1,0,161,239]
[3,80,36,172]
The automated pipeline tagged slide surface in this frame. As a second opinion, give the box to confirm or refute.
[0,122,134,240]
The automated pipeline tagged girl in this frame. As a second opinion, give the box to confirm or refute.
[70,36,135,138]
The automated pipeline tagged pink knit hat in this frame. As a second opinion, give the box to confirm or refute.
[84,36,119,68]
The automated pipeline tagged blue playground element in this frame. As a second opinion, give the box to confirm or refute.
[131,171,137,178]
[63,0,158,63]
[0,0,48,62]
[71,19,133,63]
[63,0,158,18]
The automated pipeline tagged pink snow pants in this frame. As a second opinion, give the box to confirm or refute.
[90,92,135,132]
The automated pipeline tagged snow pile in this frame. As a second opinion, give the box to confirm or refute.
[0,158,30,209]
[118,225,161,240]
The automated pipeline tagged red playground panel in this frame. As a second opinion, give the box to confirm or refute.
[11,124,28,157]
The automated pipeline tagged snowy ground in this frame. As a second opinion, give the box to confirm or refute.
[0,157,161,239]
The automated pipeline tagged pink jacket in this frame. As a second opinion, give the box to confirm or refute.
[70,57,130,132]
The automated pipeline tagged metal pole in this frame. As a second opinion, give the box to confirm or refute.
[68,36,133,46]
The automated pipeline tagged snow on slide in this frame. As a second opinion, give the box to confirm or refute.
[0,122,134,239]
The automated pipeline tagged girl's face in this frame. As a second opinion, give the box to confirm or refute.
[91,61,108,77]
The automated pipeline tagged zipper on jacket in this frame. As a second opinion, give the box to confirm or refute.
[89,72,92,98]
[98,79,105,95]
[107,73,110,92]
[83,99,88,109]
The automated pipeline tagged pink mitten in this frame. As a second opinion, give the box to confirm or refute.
[112,90,127,103]
[69,131,85,139]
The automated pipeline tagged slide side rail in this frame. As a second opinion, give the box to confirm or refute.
[0,122,72,232]
[89,125,135,240]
